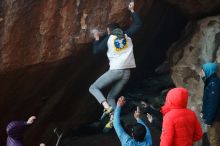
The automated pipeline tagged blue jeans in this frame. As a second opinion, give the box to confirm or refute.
[89,69,130,110]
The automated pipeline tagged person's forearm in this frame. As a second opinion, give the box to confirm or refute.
[92,35,108,54]
[113,106,126,136]
[125,12,142,37]
[131,12,142,25]
[137,119,149,130]
[193,117,203,141]
[113,106,122,128]
[113,105,132,143]
[137,118,152,145]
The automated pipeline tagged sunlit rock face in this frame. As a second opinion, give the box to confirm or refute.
[168,15,220,112]
[0,0,220,145]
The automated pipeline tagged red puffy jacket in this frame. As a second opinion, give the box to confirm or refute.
[160,88,203,146]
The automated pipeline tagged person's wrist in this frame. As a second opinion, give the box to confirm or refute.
[117,104,122,107]
[135,117,140,120]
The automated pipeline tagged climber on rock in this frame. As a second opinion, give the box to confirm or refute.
[6,116,36,146]
[160,88,203,146]
[113,96,152,146]
[89,1,142,132]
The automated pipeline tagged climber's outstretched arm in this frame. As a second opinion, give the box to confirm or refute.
[125,2,142,38]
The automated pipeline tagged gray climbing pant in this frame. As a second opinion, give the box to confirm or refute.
[89,69,130,110]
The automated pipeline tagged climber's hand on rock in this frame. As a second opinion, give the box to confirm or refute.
[117,96,126,107]
[93,31,100,41]
[26,116,36,125]
[129,1,135,13]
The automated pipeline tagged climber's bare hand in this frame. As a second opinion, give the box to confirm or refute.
[93,31,100,40]
[117,96,126,107]
[129,1,135,13]
[26,116,36,125]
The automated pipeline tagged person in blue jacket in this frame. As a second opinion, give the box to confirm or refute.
[89,1,142,132]
[113,96,152,146]
[200,62,220,146]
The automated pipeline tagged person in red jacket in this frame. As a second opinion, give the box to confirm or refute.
[160,87,203,146]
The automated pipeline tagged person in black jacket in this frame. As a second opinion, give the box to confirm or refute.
[89,1,142,132]
[200,62,220,146]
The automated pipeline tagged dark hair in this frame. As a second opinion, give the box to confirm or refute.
[107,23,120,32]
[124,124,133,135]
[132,123,146,142]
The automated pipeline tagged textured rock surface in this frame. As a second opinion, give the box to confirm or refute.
[168,15,220,114]
[0,0,143,72]
[0,0,157,145]
[0,0,220,145]
[1,0,220,72]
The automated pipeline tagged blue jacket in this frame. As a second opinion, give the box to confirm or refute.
[113,106,152,146]
[202,63,220,125]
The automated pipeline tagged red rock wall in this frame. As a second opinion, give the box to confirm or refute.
[0,0,152,72]
[0,0,152,145]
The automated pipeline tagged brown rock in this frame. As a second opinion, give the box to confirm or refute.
[168,15,220,113]
[1,0,219,72]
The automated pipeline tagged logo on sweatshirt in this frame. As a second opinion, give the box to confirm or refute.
[113,37,128,52]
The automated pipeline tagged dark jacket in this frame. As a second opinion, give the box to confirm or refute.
[92,12,142,54]
[6,121,27,146]
[202,73,220,125]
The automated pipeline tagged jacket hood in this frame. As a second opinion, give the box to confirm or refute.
[111,28,125,39]
[161,88,189,115]
[202,63,218,78]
